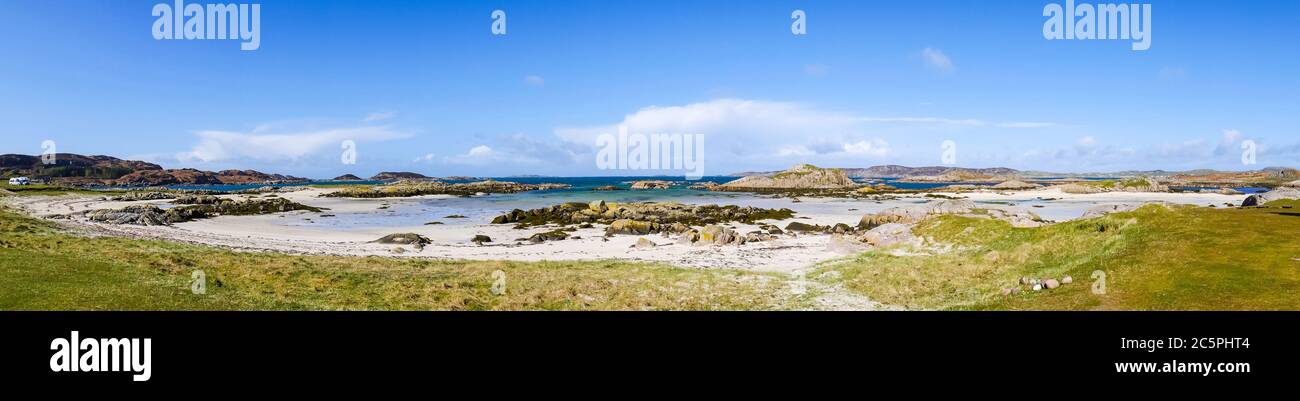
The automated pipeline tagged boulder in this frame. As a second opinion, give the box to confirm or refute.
[784,221,827,233]
[859,199,975,229]
[606,219,654,235]
[1061,275,1073,284]
[859,223,916,247]
[372,233,432,250]
[629,180,674,189]
[1241,187,1300,207]
[634,237,657,249]
[528,230,570,243]
[589,200,607,213]
[471,235,492,245]
[1044,279,1061,289]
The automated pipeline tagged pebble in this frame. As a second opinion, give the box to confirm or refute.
[1032,284,1042,291]
[1044,279,1060,289]
[1061,275,1073,284]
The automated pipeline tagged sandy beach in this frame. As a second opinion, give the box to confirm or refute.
[4,186,1249,274]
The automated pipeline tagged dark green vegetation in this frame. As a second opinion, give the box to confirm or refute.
[815,201,1300,310]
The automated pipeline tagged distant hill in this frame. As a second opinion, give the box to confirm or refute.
[730,165,1020,178]
[1,153,306,186]
[332,174,363,181]
[369,172,429,181]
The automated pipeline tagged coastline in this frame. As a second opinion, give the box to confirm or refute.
[4,185,1247,272]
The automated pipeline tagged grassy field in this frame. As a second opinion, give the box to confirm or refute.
[814,201,1300,310]
[0,183,125,197]
[0,206,806,311]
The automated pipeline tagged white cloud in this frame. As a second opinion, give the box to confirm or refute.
[524,75,545,87]
[921,47,954,74]
[176,125,409,163]
[842,139,890,157]
[364,111,397,122]
[413,153,435,163]
[996,121,1057,128]
[468,145,493,156]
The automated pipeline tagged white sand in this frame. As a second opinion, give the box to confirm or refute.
[4,186,1253,274]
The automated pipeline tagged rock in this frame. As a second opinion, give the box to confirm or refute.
[371,233,432,250]
[1242,187,1300,207]
[718,163,858,191]
[592,185,624,191]
[85,205,168,226]
[528,230,570,243]
[676,230,699,245]
[471,235,492,245]
[1080,202,1172,219]
[1019,276,1032,285]
[606,219,654,235]
[1061,276,1073,284]
[831,223,853,234]
[859,199,975,229]
[1283,180,1300,188]
[859,223,916,247]
[826,234,870,255]
[1032,284,1043,291]
[629,180,674,189]
[697,225,724,245]
[1044,279,1060,289]
[991,180,1042,190]
[634,238,656,249]
[444,214,467,218]
[589,200,607,213]
[784,221,827,233]
[491,201,794,229]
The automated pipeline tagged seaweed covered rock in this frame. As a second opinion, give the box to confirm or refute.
[490,201,794,230]
[86,205,169,226]
[84,198,322,225]
[371,233,432,249]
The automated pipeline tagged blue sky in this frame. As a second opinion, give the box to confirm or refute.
[1,0,1297,178]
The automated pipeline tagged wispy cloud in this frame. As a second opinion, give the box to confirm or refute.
[524,75,545,87]
[363,111,397,122]
[921,47,954,74]
[176,124,410,163]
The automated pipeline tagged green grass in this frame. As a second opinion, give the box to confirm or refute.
[0,184,125,197]
[0,207,805,310]
[814,203,1300,310]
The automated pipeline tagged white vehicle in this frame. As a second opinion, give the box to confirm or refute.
[8,177,31,185]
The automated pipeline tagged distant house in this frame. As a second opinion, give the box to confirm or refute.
[8,177,31,185]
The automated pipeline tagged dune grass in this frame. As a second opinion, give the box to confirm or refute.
[813,201,1300,310]
[0,207,805,311]
[0,184,124,197]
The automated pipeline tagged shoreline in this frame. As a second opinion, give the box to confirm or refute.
[3,186,1248,273]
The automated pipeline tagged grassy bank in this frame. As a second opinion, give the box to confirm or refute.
[0,207,805,310]
[814,201,1300,310]
[0,183,125,197]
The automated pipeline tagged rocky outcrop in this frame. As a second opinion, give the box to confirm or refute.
[326,180,570,198]
[858,199,1044,228]
[675,225,775,246]
[991,180,1042,190]
[332,174,363,181]
[629,180,675,189]
[369,172,429,181]
[489,201,794,231]
[859,199,976,229]
[718,164,857,190]
[1058,177,1167,194]
[1242,187,1300,207]
[1284,180,1300,188]
[83,197,322,226]
[859,223,918,247]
